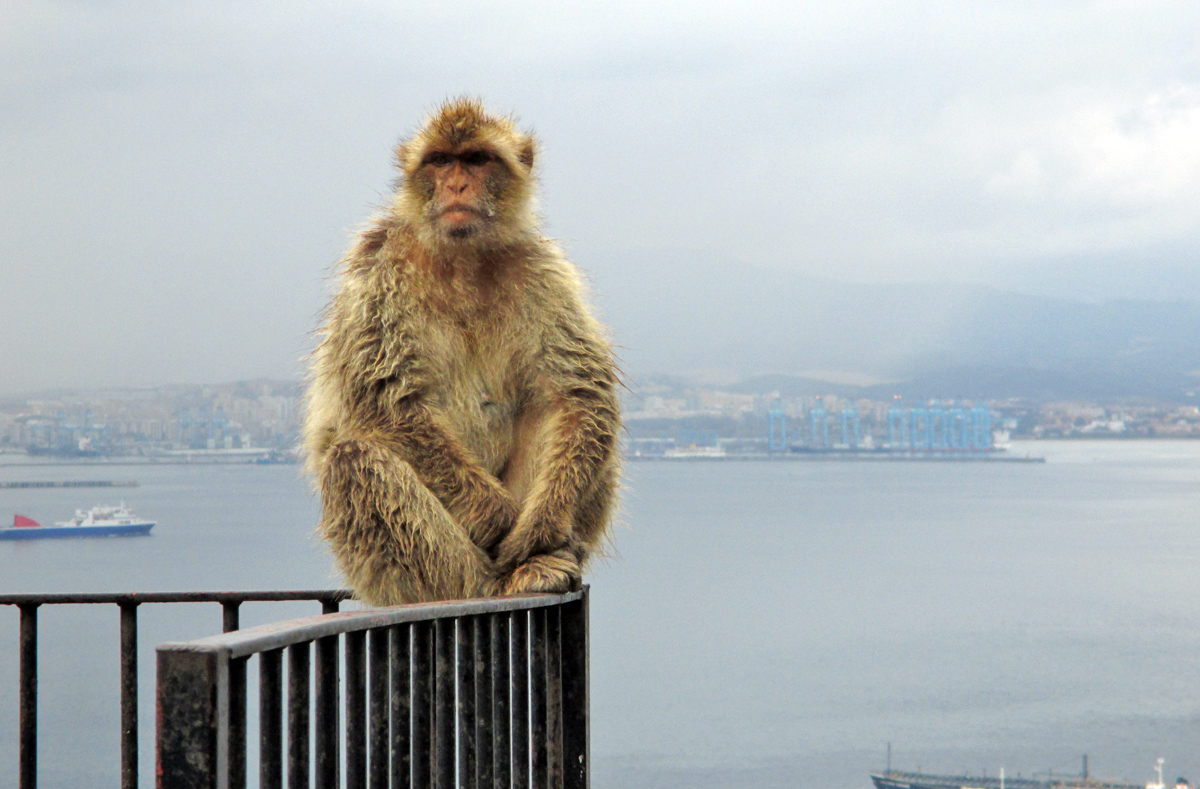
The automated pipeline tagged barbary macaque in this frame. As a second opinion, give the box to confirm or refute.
[304,98,620,605]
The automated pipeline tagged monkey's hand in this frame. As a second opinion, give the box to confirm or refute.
[492,506,571,574]
[456,476,518,554]
[497,547,581,596]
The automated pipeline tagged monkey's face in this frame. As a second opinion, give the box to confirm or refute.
[419,148,509,241]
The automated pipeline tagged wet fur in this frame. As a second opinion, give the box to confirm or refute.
[304,98,620,605]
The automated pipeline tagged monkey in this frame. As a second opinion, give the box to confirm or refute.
[303,98,621,606]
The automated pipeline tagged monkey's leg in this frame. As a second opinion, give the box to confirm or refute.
[320,439,496,606]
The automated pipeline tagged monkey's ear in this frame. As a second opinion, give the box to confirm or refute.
[518,137,535,170]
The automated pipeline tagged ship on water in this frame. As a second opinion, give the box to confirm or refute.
[872,758,1184,789]
[0,503,155,540]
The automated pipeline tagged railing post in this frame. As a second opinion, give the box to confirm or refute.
[260,649,283,789]
[317,597,341,789]
[287,643,311,789]
[457,617,477,787]
[156,647,227,789]
[389,624,413,789]
[19,603,39,789]
[346,630,367,789]
[511,611,529,789]
[491,613,511,789]
[120,602,140,789]
[560,590,590,789]
[412,621,434,789]
[473,615,493,789]
[227,657,247,789]
[530,608,547,788]
[546,605,563,788]
[316,633,340,789]
[221,601,241,634]
[434,618,455,789]
[222,601,245,789]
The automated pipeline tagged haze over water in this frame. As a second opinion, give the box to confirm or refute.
[2,440,1199,788]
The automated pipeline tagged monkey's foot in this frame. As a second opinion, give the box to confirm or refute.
[498,550,581,595]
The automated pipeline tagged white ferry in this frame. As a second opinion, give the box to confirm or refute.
[0,503,155,540]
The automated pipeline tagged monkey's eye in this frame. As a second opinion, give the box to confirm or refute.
[461,150,493,166]
[426,152,452,167]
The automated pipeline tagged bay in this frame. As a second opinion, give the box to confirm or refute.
[1,441,1199,788]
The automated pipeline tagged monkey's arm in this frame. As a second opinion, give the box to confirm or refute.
[493,317,620,570]
[315,295,517,553]
[366,398,517,552]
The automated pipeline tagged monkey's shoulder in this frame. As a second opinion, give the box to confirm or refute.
[509,241,594,321]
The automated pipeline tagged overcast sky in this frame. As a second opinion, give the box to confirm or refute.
[2,1,1198,392]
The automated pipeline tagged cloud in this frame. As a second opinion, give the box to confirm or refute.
[1,0,1199,390]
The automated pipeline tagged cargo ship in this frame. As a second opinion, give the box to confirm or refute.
[872,758,1182,789]
[0,503,155,540]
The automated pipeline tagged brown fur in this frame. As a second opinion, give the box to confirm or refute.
[304,98,621,605]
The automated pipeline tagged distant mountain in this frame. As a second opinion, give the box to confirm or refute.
[581,249,1200,401]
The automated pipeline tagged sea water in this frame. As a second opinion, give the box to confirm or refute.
[2,441,1200,788]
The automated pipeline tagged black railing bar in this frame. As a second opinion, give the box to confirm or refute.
[159,591,585,660]
[228,657,248,789]
[222,600,241,633]
[412,621,434,789]
[457,616,478,786]
[491,612,512,789]
[260,649,284,789]
[530,608,548,788]
[473,614,493,788]
[315,631,340,788]
[560,595,590,789]
[19,603,37,789]
[119,602,139,789]
[287,643,311,789]
[0,589,351,606]
[433,618,454,788]
[370,627,391,789]
[511,610,530,789]
[547,605,564,788]
[345,630,367,789]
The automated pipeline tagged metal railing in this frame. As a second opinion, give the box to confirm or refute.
[0,590,350,789]
[156,588,589,789]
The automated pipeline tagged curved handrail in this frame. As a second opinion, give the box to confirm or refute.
[158,590,584,659]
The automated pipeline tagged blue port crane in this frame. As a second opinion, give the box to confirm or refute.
[840,405,860,448]
[810,399,829,448]
[897,403,993,450]
[928,407,948,449]
[887,404,907,447]
[909,408,929,449]
[971,404,991,449]
[949,407,968,448]
[768,399,787,451]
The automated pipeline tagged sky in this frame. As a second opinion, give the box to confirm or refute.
[1,1,1199,392]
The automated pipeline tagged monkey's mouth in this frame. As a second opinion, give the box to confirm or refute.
[439,204,483,220]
